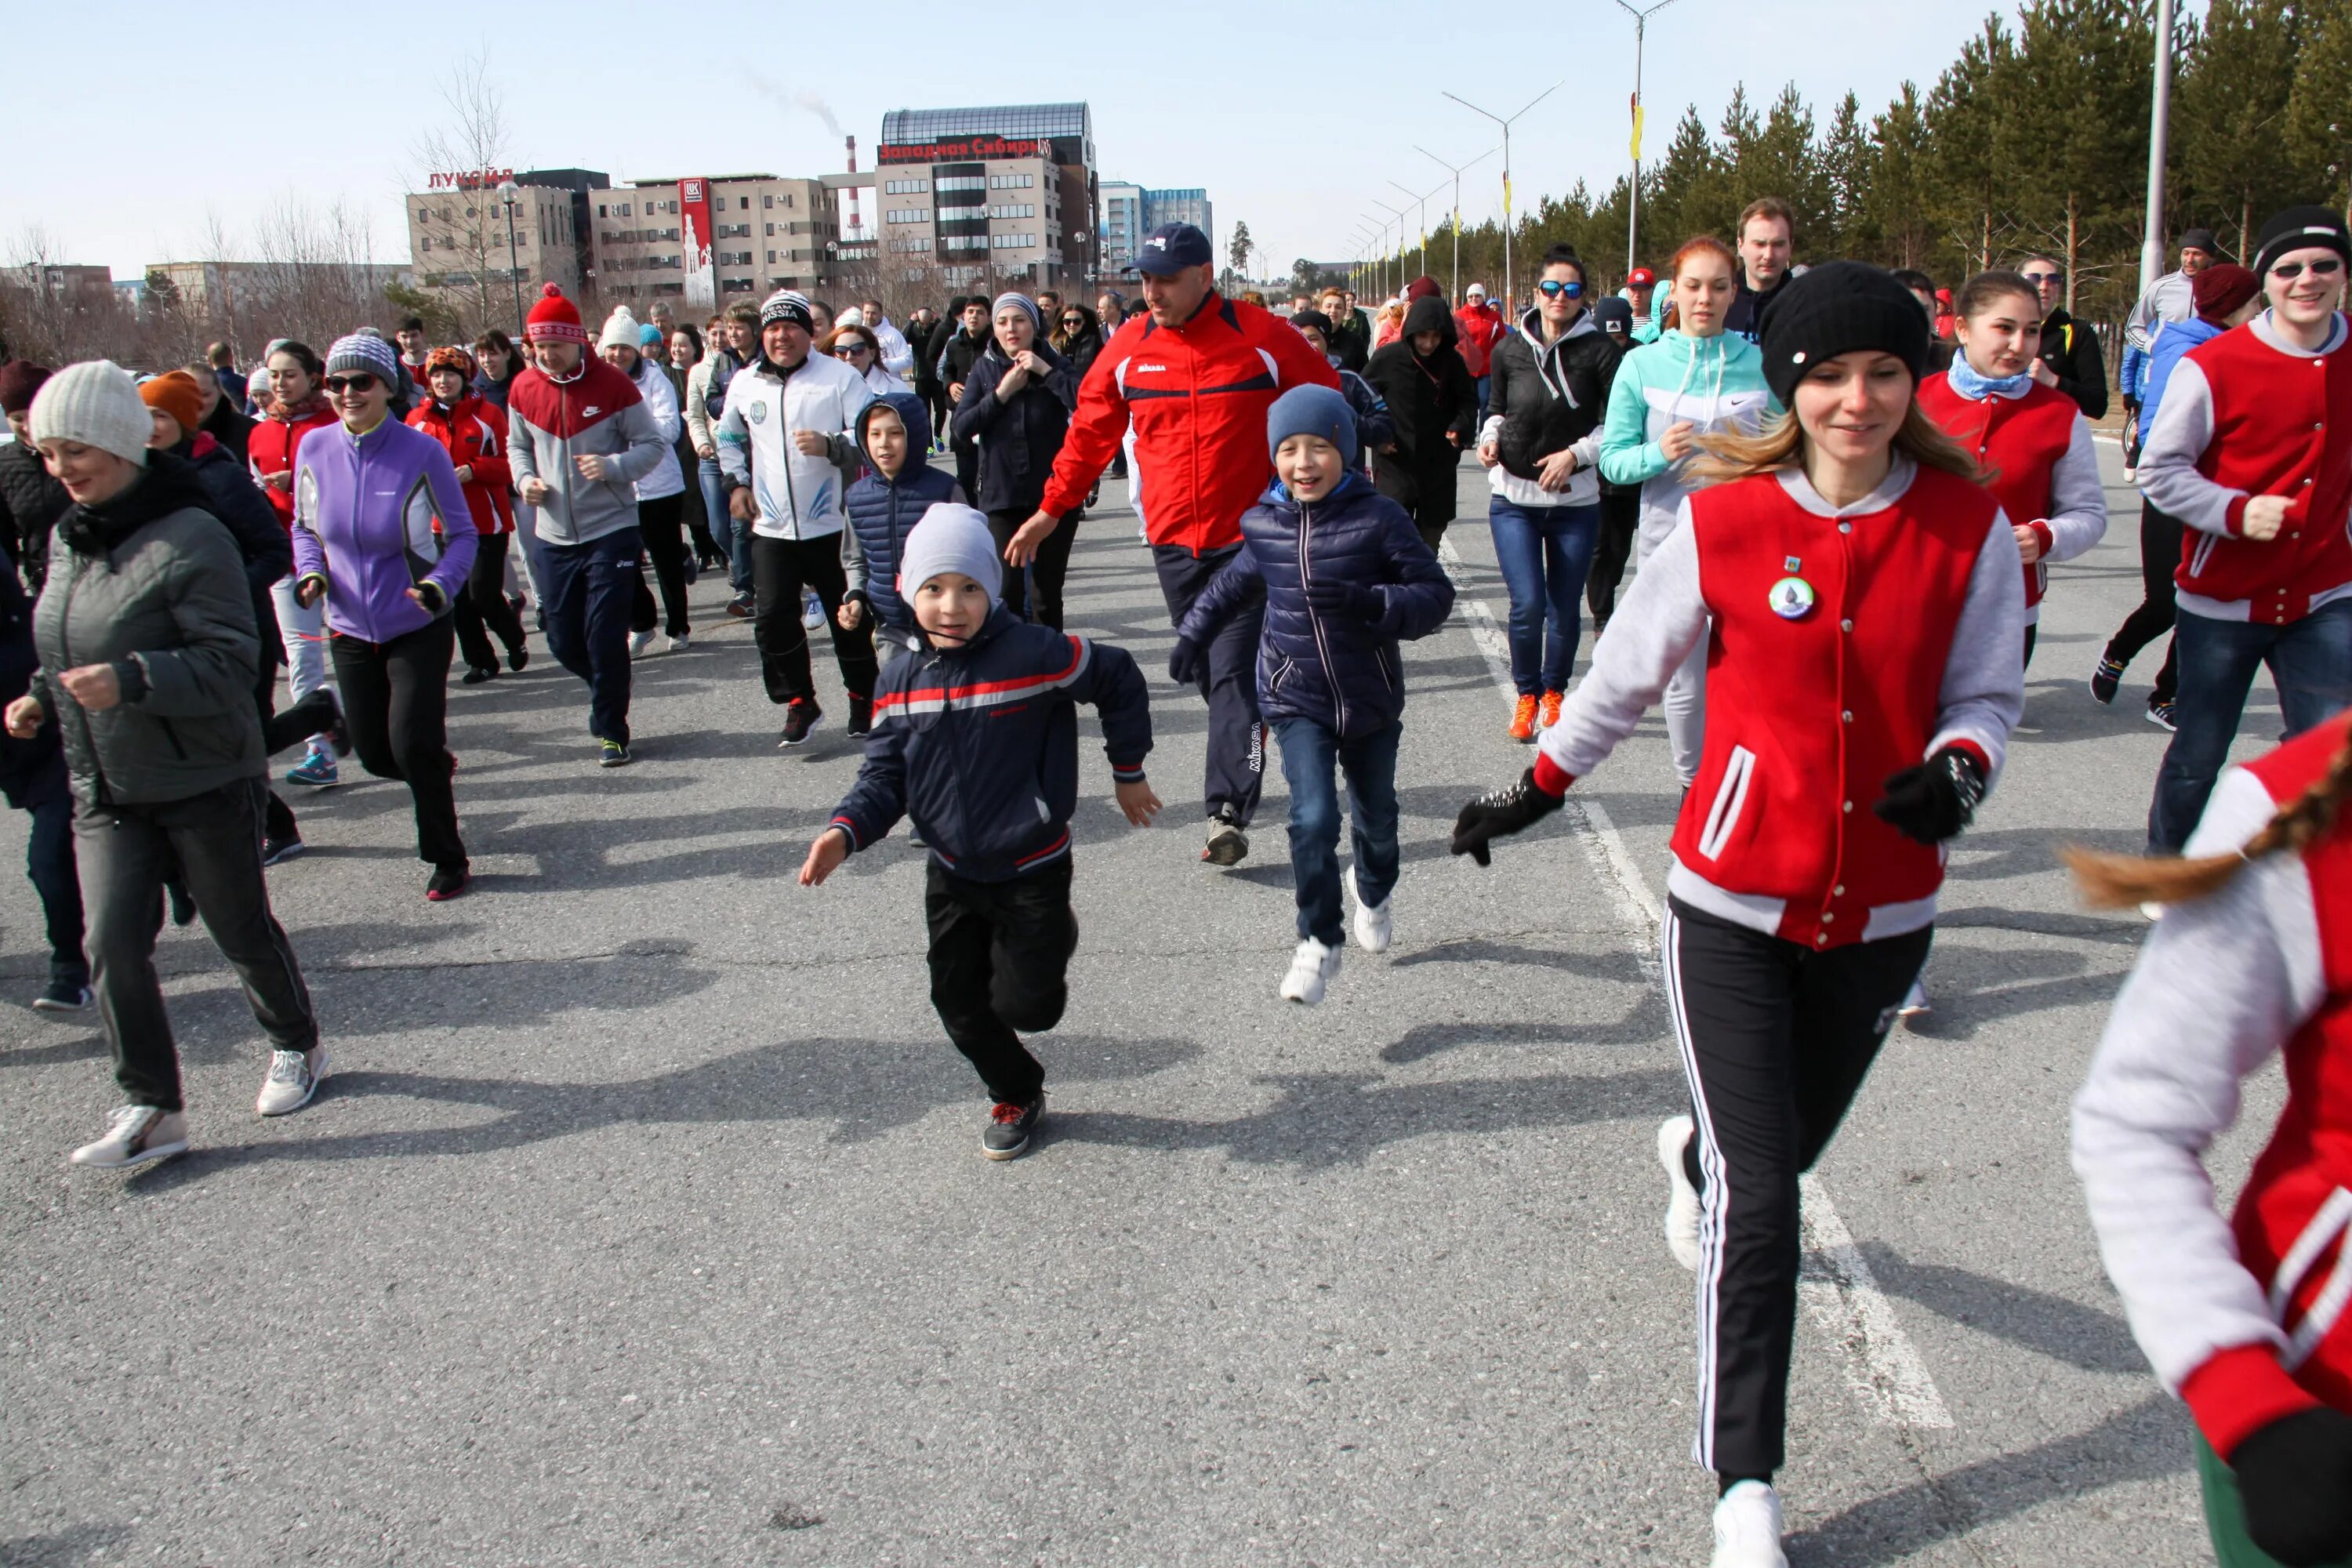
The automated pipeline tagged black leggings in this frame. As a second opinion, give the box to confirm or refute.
[2104,499,2181,703]
[988,508,1079,630]
[453,532,528,673]
[331,617,464,871]
[637,495,690,637]
[1588,488,1640,626]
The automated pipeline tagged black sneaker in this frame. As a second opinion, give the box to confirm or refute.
[426,865,470,902]
[32,978,92,1013]
[462,666,496,686]
[779,699,822,748]
[260,833,306,868]
[506,643,528,673]
[2145,699,2179,732]
[982,1095,1044,1160]
[845,695,874,739]
[2089,654,2125,705]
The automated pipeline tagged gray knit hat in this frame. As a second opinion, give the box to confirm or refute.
[27,360,151,466]
[325,332,400,387]
[898,503,1002,602]
[991,292,1041,332]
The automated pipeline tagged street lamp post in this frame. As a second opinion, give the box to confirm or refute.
[2139,0,2176,296]
[1374,199,1411,297]
[1443,81,1563,317]
[1389,180,1429,283]
[495,178,525,336]
[1612,0,1682,275]
[1415,143,1498,306]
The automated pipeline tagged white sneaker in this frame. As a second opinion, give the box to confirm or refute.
[2140,900,2165,923]
[1658,1115,1702,1271]
[256,1046,328,1116]
[70,1105,189,1169]
[627,630,655,659]
[664,632,690,655]
[1346,867,1392,953]
[800,591,825,630]
[1897,978,1930,1018]
[1711,1481,1788,1567]
[1279,937,1341,1005]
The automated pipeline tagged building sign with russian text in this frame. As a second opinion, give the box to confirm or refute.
[427,168,515,190]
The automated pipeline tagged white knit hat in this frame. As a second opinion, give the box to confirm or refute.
[598,307,643,352]
[27,361,151,466]
[898,503,1002,602]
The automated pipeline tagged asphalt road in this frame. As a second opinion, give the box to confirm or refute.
[0,441,2282,1566]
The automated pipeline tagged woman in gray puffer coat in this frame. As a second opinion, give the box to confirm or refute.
[5,361,321,1173]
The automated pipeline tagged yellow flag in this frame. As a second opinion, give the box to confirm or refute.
[1632,102,1646,162]
[1503,175,1513,216]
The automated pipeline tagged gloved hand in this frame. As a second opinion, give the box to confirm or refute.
[1304,579,1384,624]
[2233,1406,2352,1566]
[409,580,448,615]
[1450,768,1565,866]
[1873,746,1986,844]
[1167,636,1204,686]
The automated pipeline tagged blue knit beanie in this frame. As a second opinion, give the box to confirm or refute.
[898,503,1003,603]
[1266,383,1358,470]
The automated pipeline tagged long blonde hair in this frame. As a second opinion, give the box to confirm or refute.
[1687,399,1982,487]
[2067,729,2352,907]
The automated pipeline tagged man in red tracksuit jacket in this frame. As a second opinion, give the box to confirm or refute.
[1006,222,1340,866]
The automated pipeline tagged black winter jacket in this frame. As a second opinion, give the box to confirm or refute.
[1361,297,1477,512]
[0,563,67,811]
[831,604,1152,882]
[201,395,254,465]
[2037,306,2110,421]
[951,339,1077,514]
[0,439,69,590]
[938,326,994,400]
[173,433,292,662]
[1487,307,1624,481]
[1053,307,1105,383]
[1179,472,1455,738]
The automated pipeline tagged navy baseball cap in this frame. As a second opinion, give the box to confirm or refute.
[1135,223,1212,275]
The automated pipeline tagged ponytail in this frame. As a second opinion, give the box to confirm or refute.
[2065,730,2352,907]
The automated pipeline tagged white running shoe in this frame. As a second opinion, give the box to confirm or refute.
[1897,978,1930,1018]
[1347,868,1392,953]
[256,1046,328,1116]
[1711,1480,1788,1568]
[664,633,690,655]
[1658,1115,1702,1271]
[801,591,825,630]
[70,1105,189,1169]
[627,630,656,659]
[2140,900,2166,923]
[1279,937,1341,1004]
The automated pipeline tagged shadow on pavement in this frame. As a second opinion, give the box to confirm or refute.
[0,1524,136,1566]
[1856,1242,2147,1375]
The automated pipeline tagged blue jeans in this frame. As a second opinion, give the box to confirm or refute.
[1487,495,1601,696]
[2148,597,2352,850]
[1274,717,1401,947]
[542,526,642,747]
[1475,374,1491,428]
[701,458,753,598]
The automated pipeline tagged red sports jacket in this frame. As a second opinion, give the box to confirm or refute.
[1040,292,1338,556]
[405,396,514,534]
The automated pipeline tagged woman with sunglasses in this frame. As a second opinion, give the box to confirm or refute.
[1051,304,1104,383]
[2138,205,2352,855]
[289,335,478,902]
[2017,256,2110,421]
[1476,242,1626,742]
[245,340,345,790]
[822,323,898,398]
[951,294,1079,628]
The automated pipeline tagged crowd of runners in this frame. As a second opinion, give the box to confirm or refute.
[3,196,2350,1566]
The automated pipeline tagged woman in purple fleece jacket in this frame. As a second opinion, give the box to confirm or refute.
[290,334,477,900]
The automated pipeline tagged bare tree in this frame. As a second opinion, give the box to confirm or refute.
[410,48,511,336]
[2,226,130,365]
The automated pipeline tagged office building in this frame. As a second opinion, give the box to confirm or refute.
[1099,181,1145,275]
[873,103,1098,289]
[594,175,836,307]
[1144,190,1214,253]
[147,260,412,319]
[408,167,601,303]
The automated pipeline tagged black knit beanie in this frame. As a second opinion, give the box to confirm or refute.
[1756,260,1931,408]
[2252,206,2352,280]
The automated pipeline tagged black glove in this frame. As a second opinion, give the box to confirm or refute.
[1450,768,1565,866]
[412,579,448,616]
[1303,579,1383,623]
[2234,1406,2352,1566]
[1872,746,1986,845]
[1167,636,1204,686]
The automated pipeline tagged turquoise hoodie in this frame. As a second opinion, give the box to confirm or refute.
[1596,328,1777,554]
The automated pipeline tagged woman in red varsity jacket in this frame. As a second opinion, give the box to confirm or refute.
[1450,262,2026,1567]
[1918,269,2107,667]
[2072,710,2352,1567]
[2139,205,2352,855]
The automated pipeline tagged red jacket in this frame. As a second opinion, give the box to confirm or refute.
[245,401,339,530]
[1917,372,2106,616]
[1040,292,1339,555]
[406,396,514,534]
[1454,303,1506,377]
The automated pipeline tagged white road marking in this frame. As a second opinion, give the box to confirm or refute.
[1438,535,1952,1431]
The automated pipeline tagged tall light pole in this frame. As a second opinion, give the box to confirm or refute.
[1415,143,1498,305]
[1443,81,1563,317]
[1612,0,1682,275]
[2139,0,2176,295]
[495,178,526,335]
[1361,212,1396,299]
[1389,180,1430,283]
[1374,198,1412,296]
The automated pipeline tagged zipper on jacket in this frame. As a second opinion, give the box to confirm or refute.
[54,551,111,804]
[1298,498,1345,732]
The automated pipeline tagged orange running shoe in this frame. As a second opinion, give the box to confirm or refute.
[1539,689,1564,729]
[1508,693,1540,742]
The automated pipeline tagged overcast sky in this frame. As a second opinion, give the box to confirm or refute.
[12,0,2151,281]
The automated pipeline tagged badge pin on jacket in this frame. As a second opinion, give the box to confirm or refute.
[1771,575,1816,619]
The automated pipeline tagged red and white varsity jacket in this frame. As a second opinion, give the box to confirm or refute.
[1916,372,2106,622]
[2074,710,2352,1458]
[405,394,515,535]
[1537,456,2025,949]
[2139,310,2352,625]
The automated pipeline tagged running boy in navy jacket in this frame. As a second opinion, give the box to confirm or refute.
[1174,385,1455,1005]
[800,504,1160,1160]
[837,391,963,669]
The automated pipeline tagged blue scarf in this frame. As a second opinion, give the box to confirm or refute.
[1949,354,2034,401]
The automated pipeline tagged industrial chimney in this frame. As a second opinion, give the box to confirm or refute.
[844,135,862,241]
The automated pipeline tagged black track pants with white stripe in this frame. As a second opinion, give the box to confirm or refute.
[1661,895,1932,1478]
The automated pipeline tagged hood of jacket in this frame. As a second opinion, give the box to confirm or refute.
[1403,294,1456,350]
[857,390,936,474]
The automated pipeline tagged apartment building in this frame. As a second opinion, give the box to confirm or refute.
[597,175,838,306]
[873,103,1098,289]
[407,168,601,301]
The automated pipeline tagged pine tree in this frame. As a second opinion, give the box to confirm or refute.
[1922,17,2016,277]
[2285,0,2352,210]
[1646,107,1720,253]
[1751,85,1828,245]
[2178,0,2304,260]
[1868,83,1939,273]
[1820,92,1873,257]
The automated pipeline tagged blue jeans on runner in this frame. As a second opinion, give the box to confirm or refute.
[541,525,643,748]
[2148,597,2352,851]
[1487,495,1601,696]
[1274,717,1402,948]
[701,457,753,598]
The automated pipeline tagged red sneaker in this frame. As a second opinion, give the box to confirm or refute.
[1508,693,1540,742]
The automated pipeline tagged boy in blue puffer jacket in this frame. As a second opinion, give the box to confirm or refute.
[837,390,964,669]
[800,504,1160,1161]
[1174,386,1455,1005]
